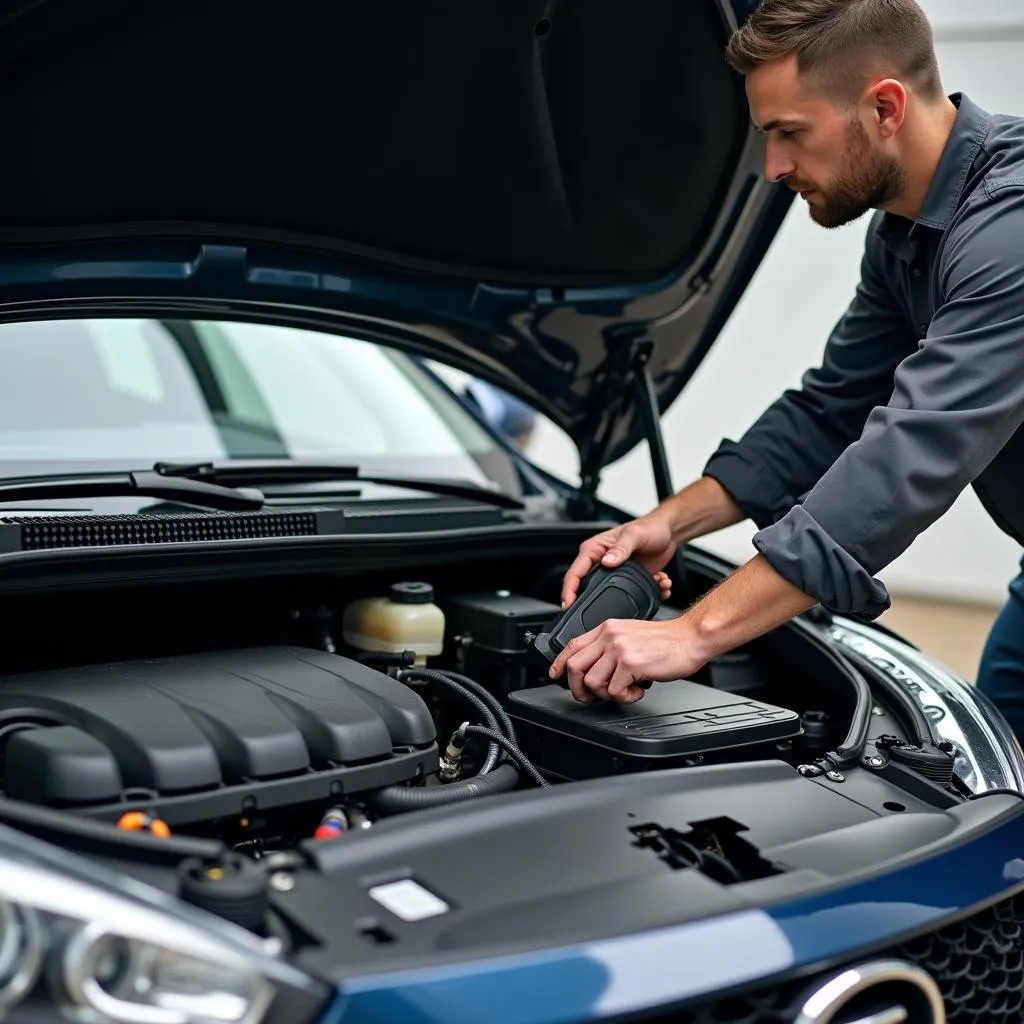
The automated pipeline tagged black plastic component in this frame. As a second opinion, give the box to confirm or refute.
[443,591,562,695]
[707,650,771,695]
[339,497,508,534]
[0,508,346,554]
[279,762,1024,978]
[799,710,831,756]
[531,560,662,667]
[506,680,801,779]
[178,853,269,931]
[877,736,957,787]
[0,647,438,825]
[5,727,122,804]
[390,581,435,604]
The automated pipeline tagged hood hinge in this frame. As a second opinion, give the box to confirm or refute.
[568,335,675,519]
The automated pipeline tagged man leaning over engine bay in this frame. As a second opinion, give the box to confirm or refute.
[552,0,1024,743]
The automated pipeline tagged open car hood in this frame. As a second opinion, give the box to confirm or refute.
[0,0,791,470]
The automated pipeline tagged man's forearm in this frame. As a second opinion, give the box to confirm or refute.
[680,553,817,664]
[652,476,746,544]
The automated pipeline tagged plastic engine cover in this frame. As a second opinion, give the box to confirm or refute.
[0,647,438,824]
[507,679,801,780]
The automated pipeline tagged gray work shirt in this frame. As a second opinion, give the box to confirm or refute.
[703,92,1024,619]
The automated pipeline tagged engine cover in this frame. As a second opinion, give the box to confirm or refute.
[507,680,801,780]
[0,646,438,825]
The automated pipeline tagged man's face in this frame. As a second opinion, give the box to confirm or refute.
[746,56,906,227]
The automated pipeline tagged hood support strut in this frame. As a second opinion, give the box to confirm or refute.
[568,336,676,520]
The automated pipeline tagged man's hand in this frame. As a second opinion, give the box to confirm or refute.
[560,478,746,608]
[549,618,709,704]
[561,515,677,608]
[550,554,817,704]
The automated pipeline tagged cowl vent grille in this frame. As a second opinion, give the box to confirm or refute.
[0,509,345,551]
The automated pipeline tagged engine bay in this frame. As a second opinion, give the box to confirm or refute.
[0,548,973,952]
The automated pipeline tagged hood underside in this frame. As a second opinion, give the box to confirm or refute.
[0,0,791,466]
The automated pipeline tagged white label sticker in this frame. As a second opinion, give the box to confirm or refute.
[367,879,450,922]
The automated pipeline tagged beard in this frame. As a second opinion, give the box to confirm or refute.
[788,117,908,228]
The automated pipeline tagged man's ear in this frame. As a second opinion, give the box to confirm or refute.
[869,78,907,139]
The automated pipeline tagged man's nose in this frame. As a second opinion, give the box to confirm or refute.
[763,141,797,183]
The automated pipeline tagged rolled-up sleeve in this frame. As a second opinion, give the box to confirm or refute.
[704,214,915,530]
[753,185,1024,617]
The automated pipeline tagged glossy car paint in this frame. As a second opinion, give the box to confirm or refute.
[318,802,1024,1023]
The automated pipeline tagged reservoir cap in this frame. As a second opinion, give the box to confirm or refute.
[390,581,435,604]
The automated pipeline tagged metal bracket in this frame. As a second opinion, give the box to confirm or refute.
[568,334,675,518]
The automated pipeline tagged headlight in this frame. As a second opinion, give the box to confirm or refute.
[830,617,1024,795]
[0,826,327,1024]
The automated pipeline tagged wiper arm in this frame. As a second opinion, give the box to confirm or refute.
[0,469,265,511]
[155,461,525,511]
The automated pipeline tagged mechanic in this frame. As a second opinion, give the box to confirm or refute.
[551,0,1024,741]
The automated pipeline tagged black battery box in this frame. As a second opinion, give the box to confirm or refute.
[507,679,802,780]
[442,591,562,696]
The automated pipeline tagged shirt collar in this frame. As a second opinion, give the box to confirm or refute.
[877,92,992,255]
[914,92,991,230]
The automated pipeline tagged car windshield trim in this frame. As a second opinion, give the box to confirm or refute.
[155,460,526,511]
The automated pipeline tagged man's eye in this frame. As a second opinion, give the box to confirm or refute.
[779,129,800,141]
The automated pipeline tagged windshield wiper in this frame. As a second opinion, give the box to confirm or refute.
[0,469,265,511]
[154,461,525,511]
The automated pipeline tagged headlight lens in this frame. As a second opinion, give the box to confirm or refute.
[0,830,327,1024]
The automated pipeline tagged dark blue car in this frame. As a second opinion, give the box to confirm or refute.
[0,2,1018,1023]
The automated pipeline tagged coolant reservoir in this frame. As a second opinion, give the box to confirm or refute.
[342,582,445,664]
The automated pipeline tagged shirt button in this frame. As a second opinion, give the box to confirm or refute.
[911,266,922,278]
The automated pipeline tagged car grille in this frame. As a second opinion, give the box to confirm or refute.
[647,892,1024,1023]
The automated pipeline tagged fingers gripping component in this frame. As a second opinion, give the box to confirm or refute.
[532,560,663,670]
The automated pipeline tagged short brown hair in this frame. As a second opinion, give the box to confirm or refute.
[725,0,944,104]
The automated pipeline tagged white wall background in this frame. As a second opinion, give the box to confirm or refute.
[525,0,1024,607]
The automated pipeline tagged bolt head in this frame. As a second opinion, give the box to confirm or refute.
[269,872,295,893]
[825,770,845,782]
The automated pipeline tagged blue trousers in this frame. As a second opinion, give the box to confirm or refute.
[977,557,1024,742]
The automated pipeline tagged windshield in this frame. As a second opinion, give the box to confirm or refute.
[0,317,523,491]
